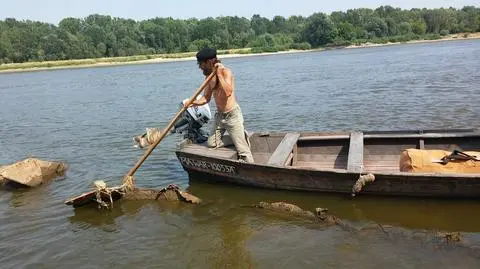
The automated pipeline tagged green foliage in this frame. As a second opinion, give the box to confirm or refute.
[330,37,352,46]
[291,42,311,50]
[365,17,388,37]
[0,6,479,64]
[440,29,450,36]
[398,22,412,35]
[247,33,293,51]
[424,33,441,40]
[251,46,279,53]
[302,13,336,47]
[411,20,427,35]
[337,22,356,40]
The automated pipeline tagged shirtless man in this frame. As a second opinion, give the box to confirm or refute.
[186,48,254,163]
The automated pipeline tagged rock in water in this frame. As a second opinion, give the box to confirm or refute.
[0,158,67,187]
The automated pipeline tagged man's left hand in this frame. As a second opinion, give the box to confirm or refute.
[215,63,225,76]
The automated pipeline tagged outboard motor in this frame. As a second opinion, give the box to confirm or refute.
[133,97,212,148]
[171,97,212,143]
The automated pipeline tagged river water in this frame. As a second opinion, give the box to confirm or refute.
[1,39,480,268]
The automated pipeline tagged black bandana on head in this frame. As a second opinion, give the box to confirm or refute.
[196,48,217,62]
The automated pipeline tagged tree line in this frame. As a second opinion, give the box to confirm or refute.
[0,5,479,63]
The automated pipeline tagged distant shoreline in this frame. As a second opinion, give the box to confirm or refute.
[1,32,479,74]
[343,32,480,49]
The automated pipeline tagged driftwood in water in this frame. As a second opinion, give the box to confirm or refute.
[64,176,201,209]
[1,158,67,188]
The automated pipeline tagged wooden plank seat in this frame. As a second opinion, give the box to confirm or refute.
[267,132,300,166]
[347,132,364,173]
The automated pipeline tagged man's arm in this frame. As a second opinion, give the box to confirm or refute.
[215,63,233,97]
[188,79,214,106]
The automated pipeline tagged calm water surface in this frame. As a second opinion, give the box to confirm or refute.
[1,39,480,268]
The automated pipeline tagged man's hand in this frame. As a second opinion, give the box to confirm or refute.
[185,96,208,108]
[215,63,225,76]
[183,99,193,108]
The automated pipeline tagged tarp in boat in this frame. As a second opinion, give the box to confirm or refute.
[399,149,480,174]
[0,158,67,187]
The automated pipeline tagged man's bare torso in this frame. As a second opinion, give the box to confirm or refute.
[208,68,237,113]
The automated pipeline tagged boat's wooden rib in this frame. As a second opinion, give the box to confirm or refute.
[267,132,300,166]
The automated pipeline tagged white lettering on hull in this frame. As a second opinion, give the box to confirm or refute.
[179,156,236,174]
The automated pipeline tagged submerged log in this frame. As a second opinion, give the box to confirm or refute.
[252,202,345,226]
[254,201,317,220]
[0,158,67,188]
[252,201,473,250]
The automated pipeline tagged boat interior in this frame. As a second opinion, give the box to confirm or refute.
[179,129,480,173]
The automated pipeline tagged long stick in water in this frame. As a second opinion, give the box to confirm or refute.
[124,69,217,180]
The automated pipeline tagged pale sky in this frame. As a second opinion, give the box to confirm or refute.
[1,0,477,24]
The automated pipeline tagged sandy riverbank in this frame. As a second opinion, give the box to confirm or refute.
[345,32,480,49]
[0,32,478,74]
[0,49,319,74]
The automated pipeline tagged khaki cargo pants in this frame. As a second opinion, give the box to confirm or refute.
[207,105,255,163]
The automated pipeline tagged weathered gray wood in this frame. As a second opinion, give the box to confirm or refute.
[299,135,349,141]
[181,143,237,159]
[299,131,480,141]
[295,161,342,169]
[292,144,298,166]
[347,132,364,173]
[251,153,273,164]
[419,139,425,149]
[267,133,300,166]
[285,152,294,166]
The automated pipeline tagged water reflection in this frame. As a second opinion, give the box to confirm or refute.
[68,205,125,232]
[188,180,480,233]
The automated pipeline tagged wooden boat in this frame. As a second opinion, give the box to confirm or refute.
[175,129,480,198]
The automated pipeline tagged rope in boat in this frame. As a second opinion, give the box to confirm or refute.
[351,173,375,197]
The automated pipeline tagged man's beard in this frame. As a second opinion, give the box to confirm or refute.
[203,68,212,76]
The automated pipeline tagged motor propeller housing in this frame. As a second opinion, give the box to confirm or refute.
[172,97,212,143]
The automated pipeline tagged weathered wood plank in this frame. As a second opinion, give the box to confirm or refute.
[292,144,298,166]
[363,155,401,161]
[347,132,364,173]
[285,152,294,166]
[267,133,300,166]
[296,154,347,162]
[252,153,273,164]
[294,161,339,169]
[182,144,237,159]
[299,131,480,141]
[299,135,349,141]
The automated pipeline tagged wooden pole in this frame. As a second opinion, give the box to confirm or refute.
[124,69,217,180]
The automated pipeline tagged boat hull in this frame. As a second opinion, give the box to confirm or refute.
[176,151,480,199]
